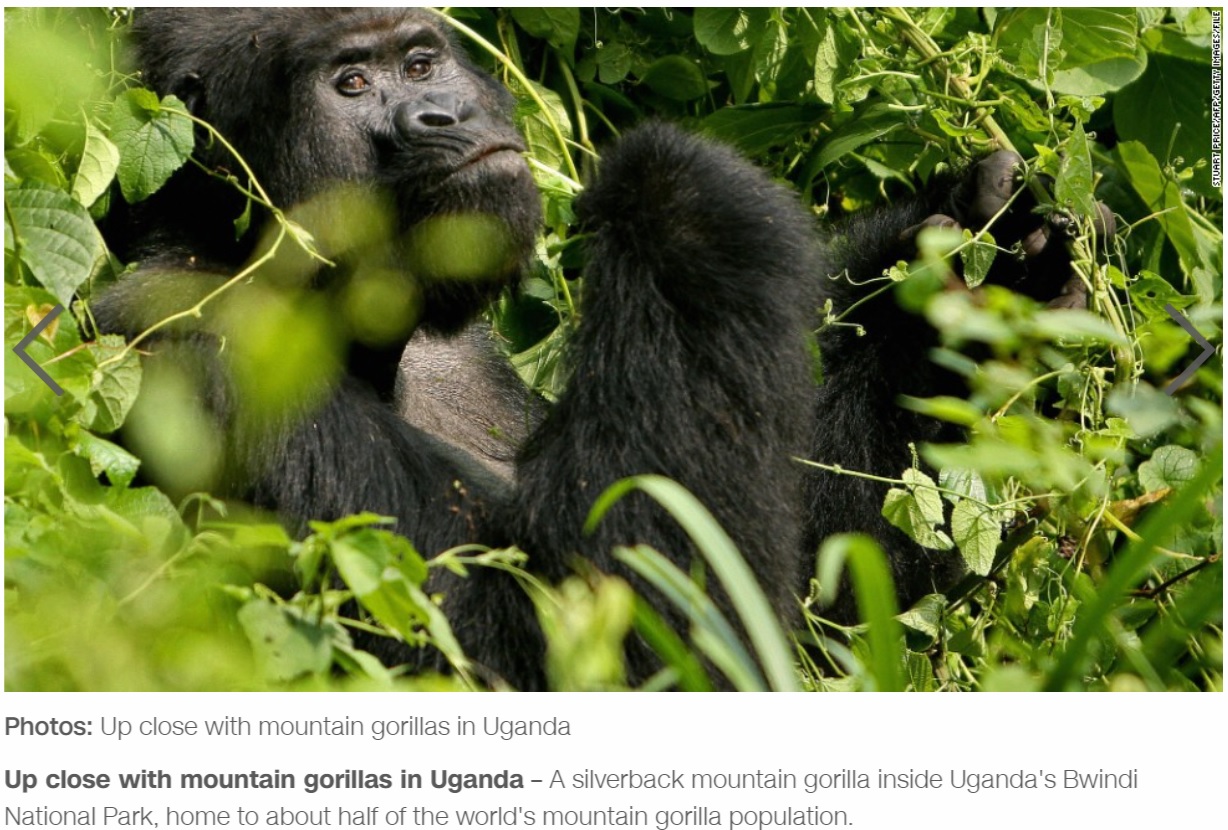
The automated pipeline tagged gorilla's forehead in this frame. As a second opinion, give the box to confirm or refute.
[294,8,456,59]
[134,8,461,88]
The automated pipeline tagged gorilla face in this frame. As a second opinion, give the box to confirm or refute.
[133,8,542,331]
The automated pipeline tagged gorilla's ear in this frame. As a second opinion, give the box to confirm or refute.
[170,71,205,116]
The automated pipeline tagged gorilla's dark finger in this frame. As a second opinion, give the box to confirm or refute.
[899,213,961,246]
[1047,274,1089,311]
[1047,211,1073,237]
[1093,202,1116,239]
[968,150,1024,226]
[1022,225,1050,258]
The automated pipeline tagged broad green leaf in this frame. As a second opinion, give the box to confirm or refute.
[3,15,97,142]
[882,469,953,551]
[693,8,770,56]
[939,467,990,505]
[6,147,69,189]
[812,18,859,104]
[513,79,573,175]
[640,55,709,101]
[959,228,997,288]
[511,8,580,55]
[595,42,632,85]
[5,180,105,305]
[951,499,1001,576]
[74,431,140,488]
[896,594,947,638]
[237,601,334,681]
[1106,383,1180,438]
[815,103,906,169]
[1115,141,1211,278]
[82,335,142,434]
[1115,54,1216,197]
[331,529,430,640]
[997,9,1138,69]
[1050,48,1147,95]
[997,9,1146,94]
[1129,272,1194,321]
[701,104,823,156]
[1138,445,1200,492]
[1027,308,1129,345]
[1055,122,1097,217]
[109,90,194,203]
[752,17,790,93]
[71,120,120,208]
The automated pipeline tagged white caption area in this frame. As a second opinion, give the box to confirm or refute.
[2,694,1219,830]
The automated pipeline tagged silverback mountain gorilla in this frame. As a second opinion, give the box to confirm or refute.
[93,8,1090,689]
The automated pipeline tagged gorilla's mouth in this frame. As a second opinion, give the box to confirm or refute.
[456,143,526,173]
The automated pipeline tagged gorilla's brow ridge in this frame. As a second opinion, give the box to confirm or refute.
[329,24,448,68]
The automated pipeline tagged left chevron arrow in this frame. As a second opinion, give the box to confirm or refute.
[13,304,66,396]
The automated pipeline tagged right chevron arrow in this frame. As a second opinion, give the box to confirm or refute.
[1163,303,1216,396]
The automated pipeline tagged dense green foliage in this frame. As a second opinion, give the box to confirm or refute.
[4,8,1222,691]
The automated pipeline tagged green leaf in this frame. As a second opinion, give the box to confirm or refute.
[896,594,947,638]
[594,42,632,85]
[701,104,823,156]
[237,601,334,682]
[512,80,573,175]
[82,335,143,434]
[3,15,98,142]
[1027,308,1129,346]
[109,90,194,203]
[74,431,140,488]
[815,103,906,169]
[693,8,770,56]
[1138,445,1200,492]
[639,55,709,101]
[1115,141,1212,278]
[510,8,579,55]
[882,469,953,551]
[938,467,990,505]
[1050,47,1147,96]
[1106,383,1180,439]
[959,228,997,288]
[1115,54,1216,197]
[5,180,105,305]
[1055,122,1097,218]
[812,18,859,104]
[331,529,430,640]
[71,120,120,208]
[1129,273,1195,321]
[951,499,1001,576]
[996,9,1147,94]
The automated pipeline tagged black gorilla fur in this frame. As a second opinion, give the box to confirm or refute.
[94,8,1081,689]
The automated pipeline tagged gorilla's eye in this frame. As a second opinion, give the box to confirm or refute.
[337,71,371,95]
[405,55,434,80]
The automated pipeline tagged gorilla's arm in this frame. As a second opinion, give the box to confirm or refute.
[91,269,493,555]
[804,153,1095,611]
[446,124,824,686]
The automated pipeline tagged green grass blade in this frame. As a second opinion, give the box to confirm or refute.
[817,533,906,691]
[615,544,765,691]
[591,475,800,691]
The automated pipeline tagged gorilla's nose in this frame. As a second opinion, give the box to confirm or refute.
[394,93,477,136]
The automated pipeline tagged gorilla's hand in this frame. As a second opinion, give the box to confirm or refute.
[900,150,1115,310]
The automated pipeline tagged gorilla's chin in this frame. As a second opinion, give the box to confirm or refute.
[396,156,541,331]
